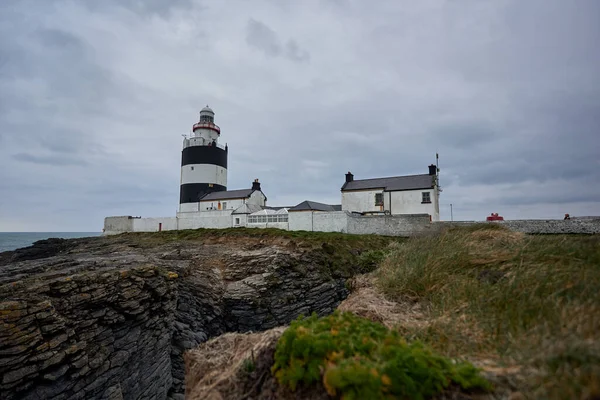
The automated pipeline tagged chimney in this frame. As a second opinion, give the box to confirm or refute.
[252,179,261,191]
[428,164,437,176]
[345,171,354,183]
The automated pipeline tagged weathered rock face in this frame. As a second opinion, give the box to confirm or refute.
[0,232,369,399]
[0,262,177,400]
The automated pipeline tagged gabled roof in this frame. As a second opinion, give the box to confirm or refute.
[288,201,341,212]
[341,174,435,192]
[200,189,254,201]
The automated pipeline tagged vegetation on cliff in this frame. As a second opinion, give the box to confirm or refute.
[375,224,600,399]
[272,311,491,399]
[112,227,397,278]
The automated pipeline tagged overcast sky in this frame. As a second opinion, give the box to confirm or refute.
[1,0,599,231]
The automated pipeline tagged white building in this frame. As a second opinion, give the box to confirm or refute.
[340,165,440,221]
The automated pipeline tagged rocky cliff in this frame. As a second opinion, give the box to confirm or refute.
[0,230,391,399]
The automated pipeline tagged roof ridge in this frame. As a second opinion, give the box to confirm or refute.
[352,173,430,182]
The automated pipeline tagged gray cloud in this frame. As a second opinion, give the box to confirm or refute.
[0,0,598,231]
[246,19,310,63]
[12,153,88,166]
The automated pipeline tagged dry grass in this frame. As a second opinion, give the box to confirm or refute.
[373,224,600,399]
[185,327,286,400]
[338,274,427,330]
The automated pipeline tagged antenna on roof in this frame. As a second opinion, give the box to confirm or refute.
[436,152,441,192]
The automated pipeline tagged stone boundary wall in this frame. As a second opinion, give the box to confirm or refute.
[435,218,600,234]
[346,213,431,236]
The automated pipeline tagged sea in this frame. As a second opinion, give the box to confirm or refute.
[0,232,102,253]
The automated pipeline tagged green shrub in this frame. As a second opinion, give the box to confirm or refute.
[271,311,491,399]
[357,249,388,273]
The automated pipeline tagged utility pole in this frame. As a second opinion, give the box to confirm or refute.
[450,204,453,221]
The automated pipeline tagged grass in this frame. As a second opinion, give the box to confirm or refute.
[272,311,491,400]
[109,228,398,279]
[375,224,600,399]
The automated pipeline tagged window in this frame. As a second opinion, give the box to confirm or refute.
[191,166,194,171]
[235,218,240,225]
[222,202,227,209]
[422,192,431,204]
[375,193,384,206]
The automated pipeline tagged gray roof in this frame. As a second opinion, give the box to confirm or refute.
[342,174,435,192]
[200,189,254,201]
[288,201,341,212]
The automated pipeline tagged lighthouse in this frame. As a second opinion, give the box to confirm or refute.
[179,106,228,212]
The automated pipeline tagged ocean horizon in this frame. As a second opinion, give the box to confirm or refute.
[0,232,102,253]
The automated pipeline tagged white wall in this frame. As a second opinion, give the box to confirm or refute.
[178,212,232,229]
[180,202,200,212]
[103,216,134,234]
[248,190,266,207]
[132,217,178,232]
[342,189,385,213]
[288,211,347,232]
[388,189,439,221]
[288,211,314,231]
[313,212,348,232]
[180,164,227,187]
[233,214,247,227]
[193,127,219,143]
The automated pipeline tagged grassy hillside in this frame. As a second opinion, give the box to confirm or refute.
[375,225,600,399]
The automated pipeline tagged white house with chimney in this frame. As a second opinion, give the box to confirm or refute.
[340,165,440,221]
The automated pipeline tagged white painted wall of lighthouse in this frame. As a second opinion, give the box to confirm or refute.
[193,127,219,143]
[180,164,227,186]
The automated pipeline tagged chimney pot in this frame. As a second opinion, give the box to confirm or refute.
[252,179,261,191]
[428,164,437,176]
[345,172,354,183]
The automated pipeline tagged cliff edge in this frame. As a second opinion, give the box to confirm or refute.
[0,229,392,400]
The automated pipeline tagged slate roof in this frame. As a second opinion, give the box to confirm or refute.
[200,189,254,201]
[288,201,342,212]
[341,174,435,192]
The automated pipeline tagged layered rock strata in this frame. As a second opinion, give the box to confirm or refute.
[0,233,357,399]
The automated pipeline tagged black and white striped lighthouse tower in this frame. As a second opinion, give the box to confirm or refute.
[179,106,228,211]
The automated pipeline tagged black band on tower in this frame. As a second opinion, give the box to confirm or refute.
[181,146,227,168]
[180,183,227,204]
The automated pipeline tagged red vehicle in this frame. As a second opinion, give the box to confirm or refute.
[486,213,504,221]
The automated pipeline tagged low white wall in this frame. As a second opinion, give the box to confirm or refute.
[103,216,134,235]
[288,212,315,231]
[313,212,348,232]
[178,214,232,230]
[132,217,178,232]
